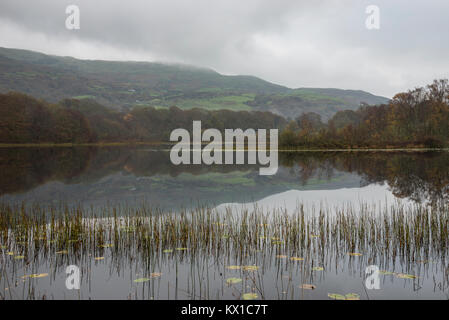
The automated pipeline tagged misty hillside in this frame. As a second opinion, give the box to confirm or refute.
[0,47,389,120]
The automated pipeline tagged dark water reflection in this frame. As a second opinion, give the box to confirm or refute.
[1,147,449,208]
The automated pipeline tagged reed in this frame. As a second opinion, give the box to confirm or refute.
[1,201,448,300]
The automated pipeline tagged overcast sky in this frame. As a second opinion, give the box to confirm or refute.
[0,0,448,97]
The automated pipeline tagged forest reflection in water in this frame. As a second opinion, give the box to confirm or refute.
[0,147,448,208]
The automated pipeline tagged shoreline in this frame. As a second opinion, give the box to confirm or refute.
[0,142,447,152]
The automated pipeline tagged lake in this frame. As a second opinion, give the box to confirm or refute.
[1,147,448,300]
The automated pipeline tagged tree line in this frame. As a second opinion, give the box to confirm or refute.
[0,92,286,144]
[1,79,448,148]
[280,79,449,148]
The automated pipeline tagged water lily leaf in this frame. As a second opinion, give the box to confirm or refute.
[290,257,304,261]
[6,251,14,255]
[416,260,432,264]
[395,273,417,279]
[56,250,68,254]
[299,284,316,290]
[345,293,360,300]
[150,273,162,278]
[22,273,49,279]
[310,234,320,238]
[271,237,281,241]
[242,293,258,300]
[312,267,324,271]
[276,255,288,259]
[163,249,173,253]
[94,257,105,261]
[348,253,362,256]
[272,241,284,245]
[328,293,346,300]
[98,244,114,248]
[226,277,242,285]
[242,266,259,272]
[226,265,241,270]
[0,245,7,249]
[175,248,188,251]
[14,255,25,260]
[134,278,151,283]
[379,270,394,275]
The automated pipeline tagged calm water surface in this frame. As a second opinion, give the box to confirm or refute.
[1,147,448,300]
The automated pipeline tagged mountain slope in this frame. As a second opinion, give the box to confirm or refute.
[0,47,389,119]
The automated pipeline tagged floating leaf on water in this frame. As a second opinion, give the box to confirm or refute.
[6,252,14,256]
[290,257,304,261]
[22,273,49,279]
[14,256,25,260]
[150,273,162,278]
[242,266,259,272]
[310,234,320,238]
[226,277,242,285]
[395,273,417,279]
[348,253,363,256]
[163,249,173,253]
[299,284,316,290]
[0,246,7,249]
[328,293,346,300]
[276,255,288,259]
[175,248,188,251]
[312,267,324,271]
[242,293,258,300]
[345,293,360,300]
[134,278,151,283]
[134,273,162,283]
[271,237,281,241]
[272,241,284,245]
[416,260,432,264]
[226,266,241,270]
[56,250,68,254]
[378,270,394,275]
[98,244,114,248]
[94,257,105,261]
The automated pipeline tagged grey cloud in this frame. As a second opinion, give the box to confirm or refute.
[0,0,448,97]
